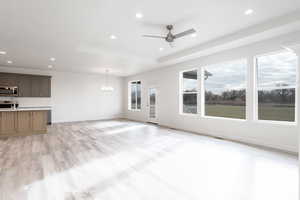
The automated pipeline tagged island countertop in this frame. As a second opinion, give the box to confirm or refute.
[0,106,52,112]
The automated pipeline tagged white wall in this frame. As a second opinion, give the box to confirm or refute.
[294,46,300,155]
[123,31,300,153]
[0,67,124,123]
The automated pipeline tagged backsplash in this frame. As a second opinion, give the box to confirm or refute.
[0,97,52,107]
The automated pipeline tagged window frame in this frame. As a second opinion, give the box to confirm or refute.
[160,50,297,126]
[201,59,248,121]
[179,68,199,115]
[254,50,298,125]
[128,80,142,111]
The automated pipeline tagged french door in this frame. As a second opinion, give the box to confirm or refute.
[148,87,157,123]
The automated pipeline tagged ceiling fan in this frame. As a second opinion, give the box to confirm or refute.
[143,25,196,47]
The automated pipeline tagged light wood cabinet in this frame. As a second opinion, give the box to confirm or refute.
[0,112,16,135]
[0,110,48,137]
[32,111,47,132]
[16,111,32,133]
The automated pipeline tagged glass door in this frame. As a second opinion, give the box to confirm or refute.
[148,88,157,123]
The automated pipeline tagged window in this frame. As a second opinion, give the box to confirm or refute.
[129,81,141,110]
[180,69,198,114]
[203,59,247,119]
[256,51,297,122]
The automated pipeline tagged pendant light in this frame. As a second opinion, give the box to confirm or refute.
[101,69,114,92]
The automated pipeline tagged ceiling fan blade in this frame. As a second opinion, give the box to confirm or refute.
[174,29,196,39]
[142,35,165,39]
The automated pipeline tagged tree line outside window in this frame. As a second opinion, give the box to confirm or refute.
[180,51,297,122]
[256,51,297,122]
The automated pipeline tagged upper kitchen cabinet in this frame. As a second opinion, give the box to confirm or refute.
[31,76,51,97]
[0,72,51,97]
[39,76,51,97]
[0,73,17,86]
[17,75,32,97]
[31,76,41,97]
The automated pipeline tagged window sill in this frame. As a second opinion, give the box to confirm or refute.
[179,113,199,117]
[253,119,297,126]
[128,109,141,112]
[201,115,247,122]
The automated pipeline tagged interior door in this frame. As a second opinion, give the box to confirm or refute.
[148,88,157,123]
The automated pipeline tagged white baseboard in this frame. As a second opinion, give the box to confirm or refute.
[52,115,122,124]
[122,117,298,154]
[159,123,298,155]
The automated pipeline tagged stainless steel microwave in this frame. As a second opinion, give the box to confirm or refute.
[0,86,18,96]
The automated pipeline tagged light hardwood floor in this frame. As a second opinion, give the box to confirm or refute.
[0,120,298,200]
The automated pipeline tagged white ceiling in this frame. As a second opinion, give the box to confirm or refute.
[0,0,300,76]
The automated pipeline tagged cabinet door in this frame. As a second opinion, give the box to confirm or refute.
[32,111,47,132]
[0,112,16,135]
[17,111,32,133]
[31,76,51,97]
[0,73,17,86]
[39,77,51,97]
[31,76,41,97]
[18,75,32,97]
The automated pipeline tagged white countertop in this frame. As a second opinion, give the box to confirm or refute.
[0,107,52,112]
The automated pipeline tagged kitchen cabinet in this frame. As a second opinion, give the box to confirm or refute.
[40,76,51,97]
[30,76,51,97]
[31,76,41,97]
[16,111,32,133]
[17,75,32,97]
[0,112,16,135]
[0,110,48,137]
[0,73,17,86]
[32,111,47,132]
[0,72,51,97]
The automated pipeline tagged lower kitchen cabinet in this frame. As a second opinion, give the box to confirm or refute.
[32,111,47,132]
[0,112,16,135]
[0,110,48,137]
[16,111,32,133]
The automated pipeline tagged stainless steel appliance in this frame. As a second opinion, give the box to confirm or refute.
[0,101,19,109]
[47,110,52,125]
[0,86,18,96]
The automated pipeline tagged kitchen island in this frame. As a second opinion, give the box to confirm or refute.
[0,107,51,137]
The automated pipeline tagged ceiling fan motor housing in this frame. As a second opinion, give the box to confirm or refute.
[166,33,175,42]
[166,25,175,42]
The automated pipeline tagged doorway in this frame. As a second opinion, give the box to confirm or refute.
[148,87,157,124]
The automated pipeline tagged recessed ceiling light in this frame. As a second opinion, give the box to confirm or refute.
[136,12,143,19]
[110,35,117,40]
[244,9,254,15]
[48,65,53,69]
[7,61,12,64]
[0,51,6,55]
[159,47,164,51]
[191,33,197,38]
[50,57,56,61]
